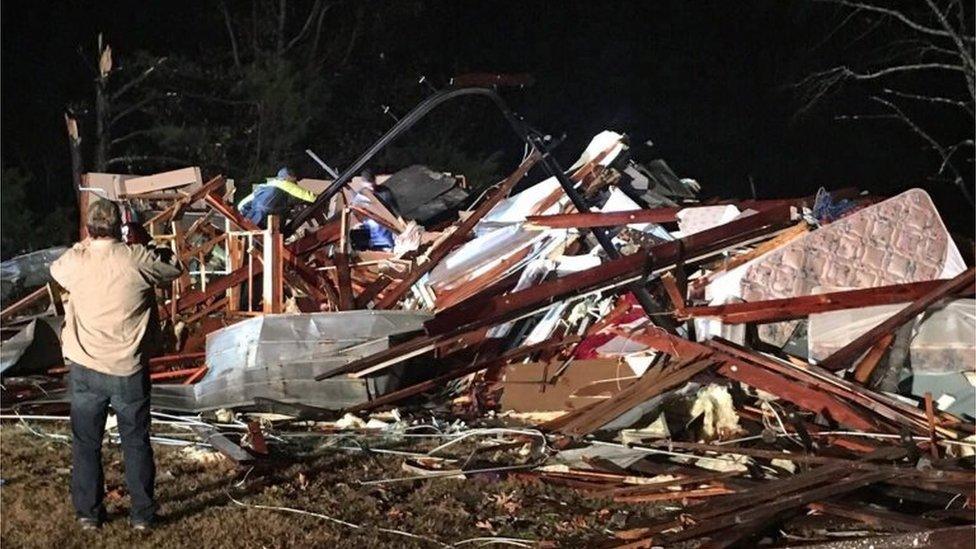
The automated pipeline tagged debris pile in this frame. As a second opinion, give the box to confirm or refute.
[2,91,974,546]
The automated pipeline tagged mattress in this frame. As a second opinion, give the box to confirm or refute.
[738,188,965,302]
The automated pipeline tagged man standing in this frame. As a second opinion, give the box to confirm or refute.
[50,199,182,531]
[237,167,316,228]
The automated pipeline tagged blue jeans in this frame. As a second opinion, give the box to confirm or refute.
[69,363,155,523]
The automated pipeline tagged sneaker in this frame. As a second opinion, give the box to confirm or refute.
[131,520,154,532]
[78,518,101,531]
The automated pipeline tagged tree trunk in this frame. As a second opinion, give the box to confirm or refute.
[64,113,84,190]
[95,75,110,171]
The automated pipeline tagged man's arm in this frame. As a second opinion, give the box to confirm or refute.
[132,243,184,285]
[276,180,317,203]
[49,243,84,291]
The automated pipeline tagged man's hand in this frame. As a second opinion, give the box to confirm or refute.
[122,222,152,245]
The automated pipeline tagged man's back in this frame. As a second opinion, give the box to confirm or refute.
[51,239,181,376]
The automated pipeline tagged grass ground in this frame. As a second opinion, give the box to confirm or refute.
[0,424,666,548]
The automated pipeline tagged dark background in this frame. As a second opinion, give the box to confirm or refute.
[2,0,973,252]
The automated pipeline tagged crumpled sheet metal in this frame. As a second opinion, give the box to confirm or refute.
[1,246,67,302]
[707,189,966,303]
[153,310,431,412]
[0,316,63,377]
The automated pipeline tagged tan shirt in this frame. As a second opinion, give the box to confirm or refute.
[50,238,183,376]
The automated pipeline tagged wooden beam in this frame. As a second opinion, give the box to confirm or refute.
[262,216,283,313]
[204,192,339,307]
[551,357,717,437]
[622,327,883,432]
[692,222,810,289]
[660,273,686,314]
[818,268,975,371]
[333,252,354,310]
[287,218,341,256]
[807,501,947,532]
[716,359,877,431]
[924,392,940,460]
[145,175,225,227]
[852,333,894,384]
[1,286,49,323]
[164,263,258,320]
[354,275,392,308]
[325,205,794,381]
[525,208,680,229]
[682,278,974,324]
[426,205,793,336]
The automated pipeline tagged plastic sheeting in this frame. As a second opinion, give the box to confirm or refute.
[809,299,976,374]
[152,310,431,412]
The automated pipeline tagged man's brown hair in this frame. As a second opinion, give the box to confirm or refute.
[86,199,121,239]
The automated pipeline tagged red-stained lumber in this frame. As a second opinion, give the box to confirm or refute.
[682,278,975,324]
[526,208,680,229]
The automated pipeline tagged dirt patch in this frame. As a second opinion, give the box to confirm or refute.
[1,424,666,548]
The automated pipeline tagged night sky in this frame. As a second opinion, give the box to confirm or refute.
[3,1,974,235]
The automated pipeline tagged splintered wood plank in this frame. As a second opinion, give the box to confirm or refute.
[526,208,681,228]
[681,278,973,324]
[852,333,894,384]
[1,286,49,323]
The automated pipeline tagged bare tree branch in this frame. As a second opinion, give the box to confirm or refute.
[338,5,364,69]
[111,95,157,125]
[218,0,242,68]
[276,0,287,56]
[871,95,974,206]
[838,62,967,79]
[109,128,158,148]
[923,0,976,98]
[309,0,333,64]
[814,0,974,43]
[924,0,976,65]
[111,58,167,101]
[882,87,974,116]
[176,90,261,106]
[105,155,192,169]
[284,0,321,53]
